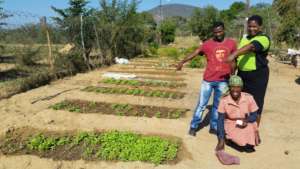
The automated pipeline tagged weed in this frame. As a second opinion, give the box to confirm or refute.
[83,146,94,158]
[88,101,97,108]
[155,112,162,118]
[116,111,125,116]
[50,101,69,110]
[153,91,162,97]
[171,110,182,119]
[27,134,58,151]
[72,132,89,145]
[68,105,81,113]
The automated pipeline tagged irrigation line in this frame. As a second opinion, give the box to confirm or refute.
[31,88,79,104]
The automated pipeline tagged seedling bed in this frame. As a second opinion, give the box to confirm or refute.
[0,128,180,165]
[108,70,185,76]
[101,78,186,88]
[118,66,177,71]
[137,75,185,81]
[82,86,185,99]
[50,100,188,119]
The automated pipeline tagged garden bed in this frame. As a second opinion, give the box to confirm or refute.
[82,86,185,99]
[118,65,177,71]
[108,70,185,76]
[129,63,173,68]
[137,75,185,82]
[100,78,186,88]
[50,100,188,119]
[0,128,180,165]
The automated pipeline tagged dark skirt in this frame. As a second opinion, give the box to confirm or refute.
[238,67,269,115]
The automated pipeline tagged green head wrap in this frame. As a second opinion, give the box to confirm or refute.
[229,75,243,87]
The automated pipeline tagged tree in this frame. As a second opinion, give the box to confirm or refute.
[273,0,300,47]
[52,0,95,69]
[0,0,10,27]
[220,1,246,23]
[159,18,176,44]
[95,0,156,63]
[168,16,190,36]
[248,3,278,40]
[189,6,219,41]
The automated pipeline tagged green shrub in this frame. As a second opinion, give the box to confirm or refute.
[14,45,42,66]
[182,46,199,55]
[158,47,180,60]
[53,51,88,76]
[189,56,206,68]
[160,19,176,44]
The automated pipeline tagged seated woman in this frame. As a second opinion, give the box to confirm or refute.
[216,75,259,152]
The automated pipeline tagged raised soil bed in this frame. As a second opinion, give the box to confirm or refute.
[50,100,188,119]
[82,86,185,99]
[0,127,181,165]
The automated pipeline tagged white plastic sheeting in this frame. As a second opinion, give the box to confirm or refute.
[115,57,129,64]
[102,72,136,79]
[287,49,300,56]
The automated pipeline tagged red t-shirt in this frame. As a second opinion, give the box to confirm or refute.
[199,38,237,82]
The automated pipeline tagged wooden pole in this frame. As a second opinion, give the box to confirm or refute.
[158,0,163,45]
[41,17,53,70]
[93,22,103,65]
[243,0,250,36]
[80,14,91,70]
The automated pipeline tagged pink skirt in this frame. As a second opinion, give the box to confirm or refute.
[225,120,258,146]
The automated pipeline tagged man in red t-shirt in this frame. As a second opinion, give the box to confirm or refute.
[176,22,237,136]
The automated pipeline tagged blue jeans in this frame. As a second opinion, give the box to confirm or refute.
[190,80,228,131]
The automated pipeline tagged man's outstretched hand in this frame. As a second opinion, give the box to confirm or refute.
[176,62,184,71]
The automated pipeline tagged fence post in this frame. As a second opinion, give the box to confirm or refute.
[80,14,91,70]
[93,22,103,65]
[40,16,53,71]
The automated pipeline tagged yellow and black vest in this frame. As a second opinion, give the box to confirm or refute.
[237,34,270,71]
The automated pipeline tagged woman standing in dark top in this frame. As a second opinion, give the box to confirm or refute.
[226,15,270,129]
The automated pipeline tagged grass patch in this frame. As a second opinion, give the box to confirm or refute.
[50,100,188,119]
[0,128,180,165]
[82,86,185,99]
[101,78,186,88]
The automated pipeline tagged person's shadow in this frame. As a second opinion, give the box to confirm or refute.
[225,140,248,152]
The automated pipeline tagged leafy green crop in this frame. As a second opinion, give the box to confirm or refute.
[27,134,70,151]
[82,86,184,99]
[25,131,179,165]
[97,131,179,164]
[101,78,186,88]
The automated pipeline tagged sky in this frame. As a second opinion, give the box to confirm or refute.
[2,0,273,27]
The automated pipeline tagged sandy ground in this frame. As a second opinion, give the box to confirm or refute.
[0,57,299,169]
